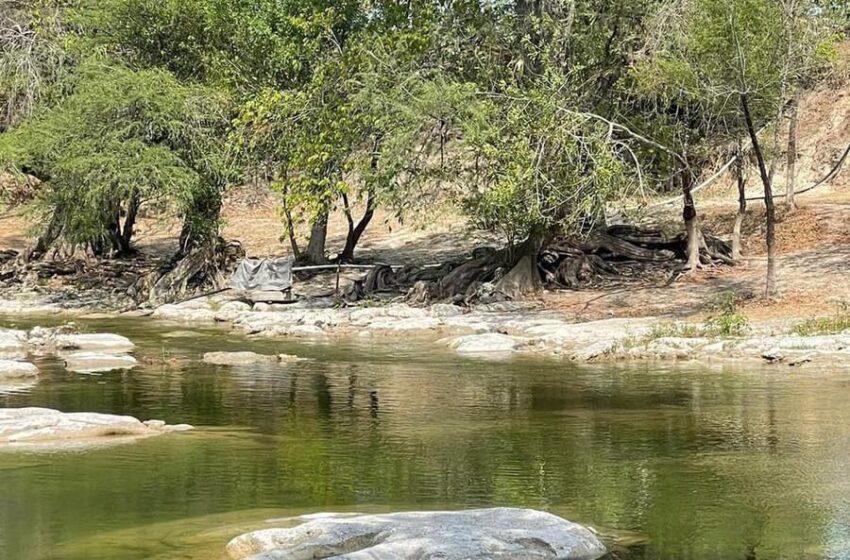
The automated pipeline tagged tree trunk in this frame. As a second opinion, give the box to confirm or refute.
[786,94,799,210]
[339,137,380,262]
[681,168,700,271]
[732,143,748,262]
[304,211,329,265]
[26,211,63,261]
[495,233,544,299]
[105,207,124,256]
[282,202,301,260]
[339,190,376,262]
[178,186,222,258]
[118,192,140,255]
[741,93,778,299]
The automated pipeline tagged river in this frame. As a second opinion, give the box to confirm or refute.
[1,315,848,559]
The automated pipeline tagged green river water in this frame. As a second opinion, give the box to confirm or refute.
[1,316,850,560]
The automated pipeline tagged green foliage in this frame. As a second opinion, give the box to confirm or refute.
[793,301,850,336]
[457,85,639,245]
[0,0,78,130]
[73,0,364,91]
[645,322,707,340]
[0,62,231,252]
[704,291,750,336]
[3,0,845,261]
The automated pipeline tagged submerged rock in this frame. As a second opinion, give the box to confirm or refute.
[202,351,298,366]
[0,407,192,447]
[62,352,138,373]
[226,508,606,560]
[0,360,38,379]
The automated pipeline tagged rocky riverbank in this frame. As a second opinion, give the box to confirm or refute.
[1,289,848,368]
[148,295,850,368]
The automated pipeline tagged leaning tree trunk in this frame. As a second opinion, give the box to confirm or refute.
[282,202,301,260]
[340,137,381,262]
[732,142,748,262]
[25,211,63,262]
[178,186,223,258]
[339,190,375,262]
[119,192,140,255]
[742,93,778,299]
[304,211,329,265]
[681,169,701,271]
[786,94,799,210]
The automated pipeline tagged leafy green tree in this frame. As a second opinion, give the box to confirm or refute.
[0,62,231,257]
[637,0,836,297]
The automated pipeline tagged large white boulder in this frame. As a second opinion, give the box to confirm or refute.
[0,407,192,446]
[226,508,606,560]
[0,360,38,379]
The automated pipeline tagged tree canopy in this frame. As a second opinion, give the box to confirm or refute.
[0,0,845,295]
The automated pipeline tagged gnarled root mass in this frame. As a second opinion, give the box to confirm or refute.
[141,239,244,305]
[343,224,734,304]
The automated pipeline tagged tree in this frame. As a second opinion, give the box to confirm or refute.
[637,0,827,298]
[231,7,443,264]
[0,62,231,258]
[0,0,76,131]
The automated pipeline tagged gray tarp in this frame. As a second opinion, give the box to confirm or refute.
[230,258,293,291]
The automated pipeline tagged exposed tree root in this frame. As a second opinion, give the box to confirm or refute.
[339,224,734,305]
[141,239,244,305]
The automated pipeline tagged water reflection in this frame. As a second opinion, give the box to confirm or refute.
[0,317,848,559]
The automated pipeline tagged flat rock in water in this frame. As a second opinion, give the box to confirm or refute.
[55,333,135,353]
[0,329,26,353]
[226,508,606,560]
[0,360,38,379]
[203,352,285,365]
[0,407,192,447]
[63,352,138,373]
[448,333,524,355]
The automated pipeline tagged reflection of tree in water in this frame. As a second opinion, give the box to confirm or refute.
[3,329,849,560]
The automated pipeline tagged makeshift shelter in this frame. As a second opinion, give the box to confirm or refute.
[230,258,294,302]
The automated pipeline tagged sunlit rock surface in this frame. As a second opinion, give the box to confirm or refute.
[62,352,139,373]
[55,333,135,353]
[0,359,38,379]
[0,329,26,355]
[226,508,607,560]
[0,407,192,447]
[446,333,526,355]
